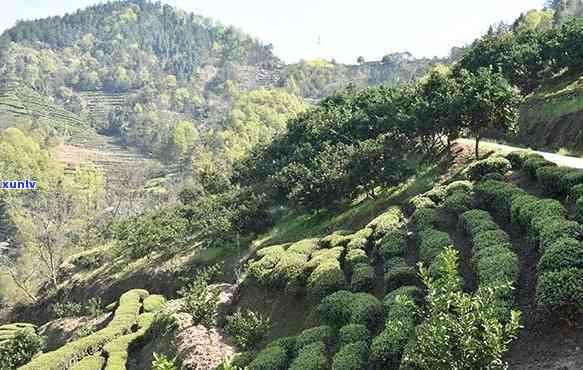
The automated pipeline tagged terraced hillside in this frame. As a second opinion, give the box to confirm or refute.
[0,82,89,133]
[77,91,135,131]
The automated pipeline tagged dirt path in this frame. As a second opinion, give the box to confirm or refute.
[458,138,583,169]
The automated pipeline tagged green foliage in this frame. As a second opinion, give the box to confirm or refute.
[375,229,407,261]
[506,151,543,169]
[445,180,473,195]
[289,341,328,370]
[143,295,166,313]
[418,229,452,264]
[295,326,334,353]
[474,180,526,219]
[459,209,498,238]
[538,238,583,272]
[151,353,178,370]
[331,341,369,370]
[366,206,405,239]
[21,289,149,369]
[0,327,44,369]
[248,345,289,370]
[405,248,521,369]
[536,166,572,195]
[411,207,439,231]
[146,313,179,339]
[338,324,370,346]
[178,268,221,328]
[225,309,271,350]
[350,263,375,292]
[441,191,475,215]
[524,158,556,179]
[536,268,583,312]
[465,157,512,181]
[231,352,256,369]
[406,195,436,214]
[317,291,383,330]
[383,286,424,312]
[384,265,419,294]
[50,297,103,319]
[344,249,368,274]
[576,197,583,224]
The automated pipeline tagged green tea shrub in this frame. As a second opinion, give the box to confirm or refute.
[383,286,424,312]
[143,295,166,313]
[536,166,572,195]
[295,326,334,353]
[375,229,407,261]
[331,341,369,370]
[288,239,319,254]
[411,208,439,231]
[569,184,583,203]
[289,341,328,370]
[179,272,220,328]
[424,186,448,203]
[524,158,556,179]
[538,217,582,251]
[442,191,475,215]
[536,268,583,311]
[406,195,436,214]
[538,238,583,272]
[459,209,498,238]
[558,169,583,195]
[0,327,43,369]
[506,151,543,169]
[345,228,372,251]
[366,206,405,239]
[103,312,155,370]
[317,291,383,330]
[445,181,473,195]
[350,263,375,292]
[146,313,178,338]
[384,266,418,293]
[338,324,369,345]
[418,229,452,263]
[231,352,256,369]
[472,230,510,252]
[344,249,368,273]
[307,261,348,301]
[267,336,297,358]
[225,309,271,350]
[151,353,178,370]
[248,345,289,370]
[465,157,511,181]
[474,180,525,219]
[576,197,583,224]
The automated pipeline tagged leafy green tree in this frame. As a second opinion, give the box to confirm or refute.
[456,68,522,159]
[405,247,522,369]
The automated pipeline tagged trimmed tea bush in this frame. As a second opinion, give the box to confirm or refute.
[524,158,556,179]
[318,234,349,249]
[538,217,582,251]
[375,229,407,261]
[331,341,369,370]
[350,263,375,292]
[383,286,424,312]
[384,266,418,293]
[248,345,289,370]
[317,291,383,330]
[506,151,543,169]
[288,239,319,254]
[366,207,405,239]
[536,166,571,195]
[406,195,436,214]
[538,238,583,272]
[307,261,348,301]
[411,207,439,231]
[338,324,370,345]
[536,268,583,311]
[474,180,525,219]
[345,228,372,251]
[459,210,498,238]
[418,229,452,263]
[425,186,448,203]
[576,197,583,224]
[569,184,583,203]
[143,295,166,313]
[295,326,334,352]
[442,191,475,215]
[344,249,368,274]
[231,352,256,369]
[103,312,155,370]
[445,181,473,195]
[465,157,511,181]
[289,341,328,370]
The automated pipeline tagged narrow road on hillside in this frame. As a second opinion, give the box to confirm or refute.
[458,138,583,169]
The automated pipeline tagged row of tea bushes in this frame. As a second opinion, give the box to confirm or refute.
[459,210,519,316]
[474,179,583,312]
[20,289,150,370]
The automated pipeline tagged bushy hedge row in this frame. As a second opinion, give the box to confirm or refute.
[474,180,526,219]
[442,191,475,215]
[384,258,418,293]
[506,151,543,169]
[464,157,511,181]
[459,208,518,315]
[21,289,149,370]
[317,291,383,330]
[338,324,370,346]
[375,229,407,262]
[534,165,583,197]
[143,295,166,313]
[472,177,583,312]
[417,229,452,264]
[289,341,328,370]
[370,286,421,368]
[0,324,43,369]
[411,208,439,232]
[350,263,375,292]
[331,341,369,370]
[366,207,405,240]
[103,312,155,369]
[71,354,105,370]
[524,158,556,179]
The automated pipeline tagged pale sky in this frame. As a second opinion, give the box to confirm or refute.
[2,1,545,64]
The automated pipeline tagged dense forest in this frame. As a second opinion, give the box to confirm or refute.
[5,0,583,369]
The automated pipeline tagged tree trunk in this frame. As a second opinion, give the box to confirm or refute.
[475,135,481,159]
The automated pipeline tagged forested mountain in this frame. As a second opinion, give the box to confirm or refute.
[0,0,444,170]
